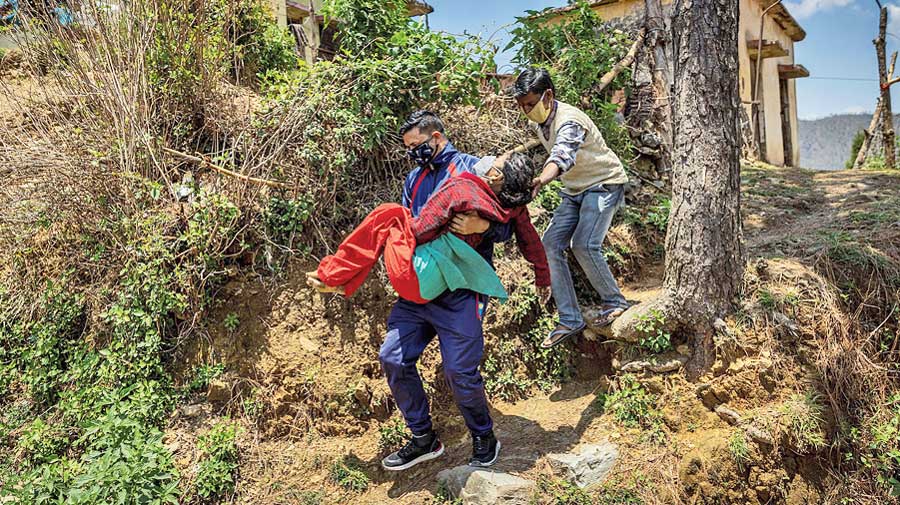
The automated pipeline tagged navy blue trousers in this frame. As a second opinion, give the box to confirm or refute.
[379,289,492,436]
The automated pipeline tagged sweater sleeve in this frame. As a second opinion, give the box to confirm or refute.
[545,121,587,174]
[511,207,551,287]
[411,178,510,244]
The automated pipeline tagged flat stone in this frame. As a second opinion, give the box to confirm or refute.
[715,405,742,426]
[437,466,534,505]
[546,442,618,489]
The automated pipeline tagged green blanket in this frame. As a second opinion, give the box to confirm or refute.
[413,234,508,302]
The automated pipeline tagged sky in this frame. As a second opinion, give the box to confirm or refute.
[425,0,900,120]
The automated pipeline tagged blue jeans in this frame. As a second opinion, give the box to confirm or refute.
[542,184,628,329]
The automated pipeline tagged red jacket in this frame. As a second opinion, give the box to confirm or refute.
[317,174,550,302]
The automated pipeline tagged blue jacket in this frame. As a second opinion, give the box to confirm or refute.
[400,142,513,265]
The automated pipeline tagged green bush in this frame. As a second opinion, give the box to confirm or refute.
[197,421,241,500]
[509,0,634,165]
[483,314,575,400]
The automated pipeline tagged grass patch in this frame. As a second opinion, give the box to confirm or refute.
[779,392,827,453]
[728,430,750,471]
[329,457,369,493]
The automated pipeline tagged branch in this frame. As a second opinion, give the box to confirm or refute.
[580,28,647,108]
[162,147,293,189]
[597,28,647,93]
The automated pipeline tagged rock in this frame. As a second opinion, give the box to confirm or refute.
[546,442,618,489]
[437,466,534,505]
[745,425,775,446]
[715,405,742,426]
[648,356,687,373]
[179,403,206,418]
[582,327,600,342]
[696,384,720,410]
[207,379,232,403]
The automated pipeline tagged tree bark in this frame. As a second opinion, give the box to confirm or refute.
[612,0,744,377]
[853,98,882,169]
[644,0,674,173]
[876,7,895,169]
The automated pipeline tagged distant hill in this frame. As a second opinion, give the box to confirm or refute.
[798,113,900,170]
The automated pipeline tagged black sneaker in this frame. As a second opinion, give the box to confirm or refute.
[381,431,444,471]
[468,431,500,467]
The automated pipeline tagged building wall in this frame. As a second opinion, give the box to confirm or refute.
[738,0,799,166]
[546,0,802,166]
[271,0,288,27]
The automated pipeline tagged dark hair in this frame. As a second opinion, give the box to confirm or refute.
[497,153,536,208]
[398,110,445,137]
[513,68,555,98]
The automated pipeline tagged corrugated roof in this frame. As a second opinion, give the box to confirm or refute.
[532,0,805,42]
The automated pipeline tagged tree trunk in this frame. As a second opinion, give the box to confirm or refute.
[853,98,882,169]
[644,0,674,173]
[876,7,895,169]
[612,0,744,377]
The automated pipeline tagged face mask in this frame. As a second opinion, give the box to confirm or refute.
[524,91,552,124]
[407,138,436,167]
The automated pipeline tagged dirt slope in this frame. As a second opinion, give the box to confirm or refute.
[165,164,900,504]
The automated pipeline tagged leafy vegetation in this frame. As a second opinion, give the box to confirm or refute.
[196,421,241,500]
[378,417,407,451]
[634,309,672,354]
[509,0,634,165]
[329,457,370,493]
[599,375,666,444]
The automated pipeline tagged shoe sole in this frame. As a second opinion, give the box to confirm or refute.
[381,442,445,471]
[468,440,501,468]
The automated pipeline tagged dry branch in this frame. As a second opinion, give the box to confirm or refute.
[162,148,293,189]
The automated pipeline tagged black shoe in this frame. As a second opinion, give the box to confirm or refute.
[468,431,500,467]
[381,431,444,471]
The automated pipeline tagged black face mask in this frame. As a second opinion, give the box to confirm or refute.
[407,138,436,167]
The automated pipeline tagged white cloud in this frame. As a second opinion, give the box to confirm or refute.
[783,0,854,19]
[888,4,900,37]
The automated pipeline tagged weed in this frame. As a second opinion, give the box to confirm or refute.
[241,389,264,420]
[223,312,240,332]
[536,476,593,504]
[378,417,407,451]
[187,363,225,394]
[483,314,574,400]
[779,392,827,453]
[758,288,778,310]
[646,197,671,232]
[600,375,666,443]
[634,309,672,354]
[297,490,325,505]
[432,481,462,504]
[329,457,369,492]
[196,421,241,500]
[535,180,563,212]
[728,430,750,471]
